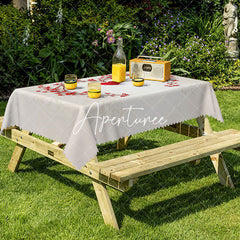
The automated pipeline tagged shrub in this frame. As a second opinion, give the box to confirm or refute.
[174,0,225,16]
[0,5,40,94]
[0,1,142,94]
[207,60,240,89]
[145,10,189,45]
[142,8,224,45]
[51,22,142,79]
[141,9,240,88]
[143,34,232,84]
[180,12,225,42]
[32,0,139,29]
[119,0,169,21]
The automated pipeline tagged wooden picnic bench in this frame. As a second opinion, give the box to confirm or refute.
[1,115,240,229]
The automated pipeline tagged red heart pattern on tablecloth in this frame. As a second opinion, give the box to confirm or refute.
[164,79,179,87]
[36,81,129,98]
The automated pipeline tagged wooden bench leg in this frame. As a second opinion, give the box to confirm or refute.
[90,156,119,229]
[211,153,234,188]
[92,179,119,230]
[8,130,31,172]
[196,116,235,188]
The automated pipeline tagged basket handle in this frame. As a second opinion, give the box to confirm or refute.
[137,55,163,60]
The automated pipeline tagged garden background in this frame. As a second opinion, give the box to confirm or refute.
[1,0,240,239]
[1,0,240,97]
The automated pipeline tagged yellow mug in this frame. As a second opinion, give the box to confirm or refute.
[132,78,144,87]
[88,89,101,98]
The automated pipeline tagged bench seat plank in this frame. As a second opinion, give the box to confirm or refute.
[89,129,238,171]
[88,129,240,182]
[99,130,239,176]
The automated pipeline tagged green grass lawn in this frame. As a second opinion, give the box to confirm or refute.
[1,91,240,240]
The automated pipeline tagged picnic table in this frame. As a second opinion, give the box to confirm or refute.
[1,74,240,229]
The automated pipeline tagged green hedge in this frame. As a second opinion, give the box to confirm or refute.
[1,1,240,94]
[0,1,142,94]
[142,8,240,89]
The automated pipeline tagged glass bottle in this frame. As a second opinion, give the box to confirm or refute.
[112,37,126,82]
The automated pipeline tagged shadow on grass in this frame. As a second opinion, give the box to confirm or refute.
[115,182,240,228]
[17,147,240,228]
[20,157,96,199]
[97,137,163,156]
[114,151,240,228]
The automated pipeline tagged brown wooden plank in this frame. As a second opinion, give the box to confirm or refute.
[164,122,201,165]
[99,130,240,177]
[90,129,240,182]
[88,130,239,176]
[81,166,131,192]
[163,122,201,138]
[7,129,75,169]
[88,129,237,172]
[2,128,130,191]
[52,141,65,148]
[112,136,240,182]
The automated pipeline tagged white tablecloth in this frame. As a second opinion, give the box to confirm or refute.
[1,74,223,170]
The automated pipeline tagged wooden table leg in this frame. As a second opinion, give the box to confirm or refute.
[196,116,235,188]
[90,156,119,230]
[117,136,131,150]
[8,144,27,172]
[8,131,31,172]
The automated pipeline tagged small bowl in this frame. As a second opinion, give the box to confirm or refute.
[64,79,77,90]
[132,78,144,87]
[88,89,101,99]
